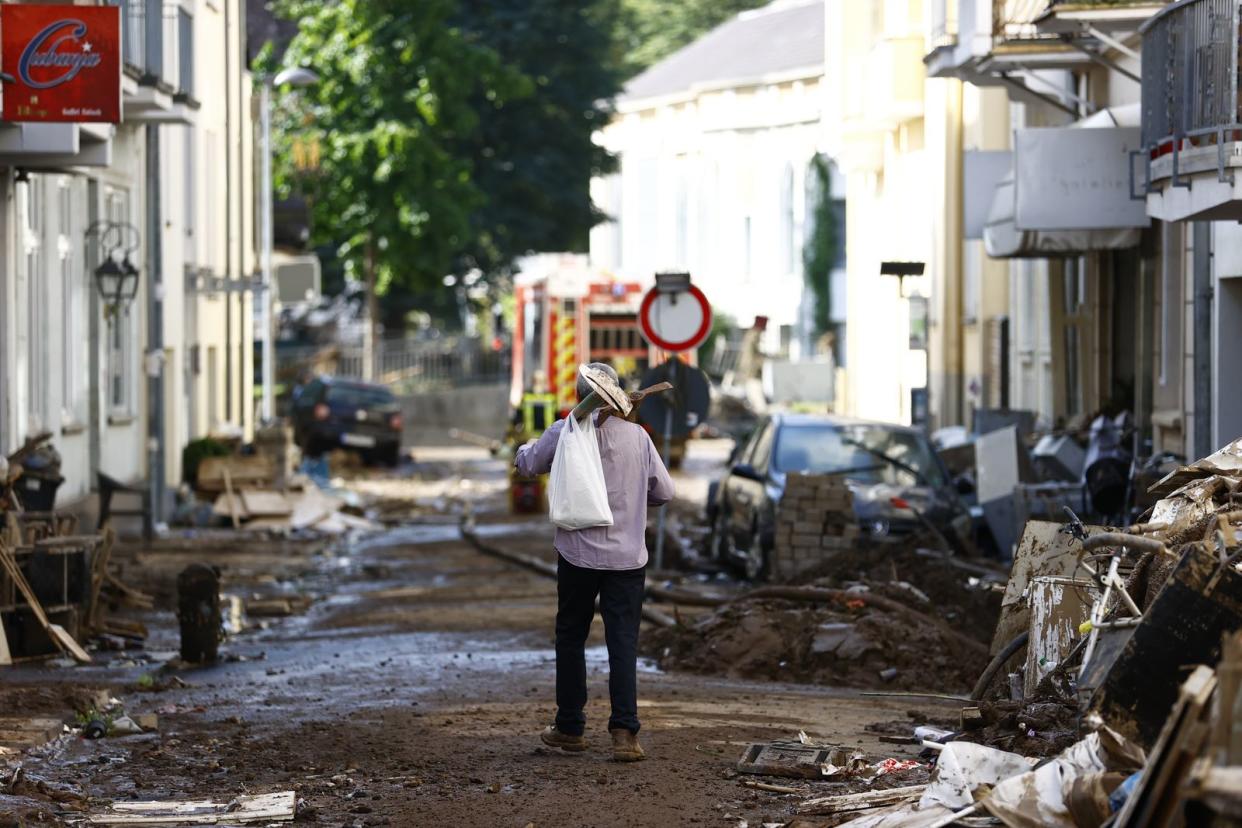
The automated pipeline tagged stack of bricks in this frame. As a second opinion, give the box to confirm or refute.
[771,473,859,579]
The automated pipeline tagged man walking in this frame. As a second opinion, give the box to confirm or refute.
[514,363,674,762]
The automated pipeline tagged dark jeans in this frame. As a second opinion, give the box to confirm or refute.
[554,554,645,736]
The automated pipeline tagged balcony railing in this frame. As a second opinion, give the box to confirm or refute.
[929,0,959,50]
[993,0,1059,41]
[1139,0,1240,178]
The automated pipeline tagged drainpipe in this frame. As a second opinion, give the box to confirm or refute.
[223,0,232,422]
[146,123,165,526]
[1193,221,1213,457]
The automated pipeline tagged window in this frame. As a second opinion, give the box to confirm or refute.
[1064,326,1082,416]
[1064,256,1086,315]
[743,216,753,279]
[781,163,795,275]
[24,176,47,431]
[59,178,87,425]
[674,168,688,267]
[105,187,136,418]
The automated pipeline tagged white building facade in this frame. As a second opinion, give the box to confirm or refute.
[0,0,257,520]
[590,0,845,357]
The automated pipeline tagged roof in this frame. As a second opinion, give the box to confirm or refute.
[618,0,824,106]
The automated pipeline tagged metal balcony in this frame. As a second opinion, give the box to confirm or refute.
[113,0,193,98]
[1140,0,1242,220]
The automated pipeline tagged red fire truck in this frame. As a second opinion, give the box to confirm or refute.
[506,257,692,511]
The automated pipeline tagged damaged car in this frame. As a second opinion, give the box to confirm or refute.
[708,413,969,578]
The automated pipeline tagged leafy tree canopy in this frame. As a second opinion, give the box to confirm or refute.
[267,0,622,309]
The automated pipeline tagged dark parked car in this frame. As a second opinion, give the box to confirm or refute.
[291,377,403,466]
[708,413,967,578]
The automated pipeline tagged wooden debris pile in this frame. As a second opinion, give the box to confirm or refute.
[788,439,1242,827]
[197,453,378,535]
[1,511,151,665]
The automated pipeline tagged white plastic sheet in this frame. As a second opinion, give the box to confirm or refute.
[983,727,1145,828]
[548,414,614,530]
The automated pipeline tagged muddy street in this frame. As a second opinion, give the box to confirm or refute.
[0,448,950,827]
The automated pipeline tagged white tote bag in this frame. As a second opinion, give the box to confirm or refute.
[548,414,614,530]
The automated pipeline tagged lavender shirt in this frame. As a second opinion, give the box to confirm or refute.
[515,414,675,570]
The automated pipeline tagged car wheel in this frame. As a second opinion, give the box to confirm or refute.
[742,524,768,581]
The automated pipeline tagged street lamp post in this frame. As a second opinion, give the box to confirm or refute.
[260,67,318,424]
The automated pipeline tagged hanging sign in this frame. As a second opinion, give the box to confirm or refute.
[2,4,122,123]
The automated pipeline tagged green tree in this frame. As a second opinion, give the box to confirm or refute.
[803,154,840,339]
[450,0,624,274]
[618,0,769,74]
[268,0,532,294]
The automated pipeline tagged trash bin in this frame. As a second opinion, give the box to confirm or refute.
[12,442,64,511]
[12,470,63,511]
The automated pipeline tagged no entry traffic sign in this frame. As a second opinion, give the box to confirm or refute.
[638,282,712,352]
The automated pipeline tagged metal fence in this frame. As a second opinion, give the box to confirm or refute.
[1140,0,1239,154]
[276,337,510,396]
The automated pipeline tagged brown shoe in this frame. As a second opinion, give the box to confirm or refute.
[540,725,587,752]
[610,728,646,762]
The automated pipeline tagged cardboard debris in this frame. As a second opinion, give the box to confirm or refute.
[211,482,374,535]
[86,790,296,825]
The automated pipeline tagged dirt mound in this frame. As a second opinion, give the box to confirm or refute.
[0,684,108,718]
[646,598,990,693]
[644,545,1002,693]
[793,544,1003,639]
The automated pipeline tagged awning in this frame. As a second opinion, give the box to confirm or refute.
[984,171,1141,258]
[0,122,112,168]
[983,105,1146,259]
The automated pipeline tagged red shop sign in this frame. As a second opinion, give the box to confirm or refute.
[1,4,122,123]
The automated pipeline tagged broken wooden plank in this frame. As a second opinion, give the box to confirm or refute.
[48,624,91,663]
[221,468,241,530]
[0,614,10,667]
[87,790,296,825]
[797,784,927,815]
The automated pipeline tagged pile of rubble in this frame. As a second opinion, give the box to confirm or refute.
[766,437,1242,826]
[644,545,1004,692]
[180,428,380,535]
